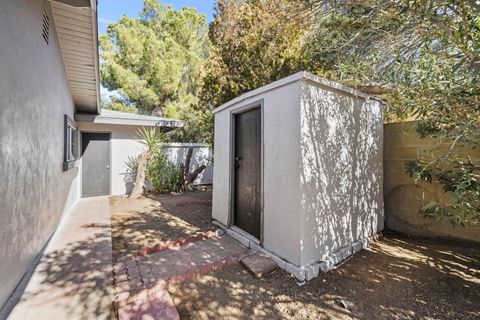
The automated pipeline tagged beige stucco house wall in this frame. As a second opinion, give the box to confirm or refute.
[0,0,181,309]
[0,0,84,307]
[212,72,384,281]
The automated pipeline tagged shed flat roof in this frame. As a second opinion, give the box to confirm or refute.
[75,109,183,130]
[213,71,381,114]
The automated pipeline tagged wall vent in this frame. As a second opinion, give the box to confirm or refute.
[42,10,50,44]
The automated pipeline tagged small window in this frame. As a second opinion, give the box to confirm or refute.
[63,115,77,171]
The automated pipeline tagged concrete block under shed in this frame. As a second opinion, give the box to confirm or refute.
[240,254,277,278]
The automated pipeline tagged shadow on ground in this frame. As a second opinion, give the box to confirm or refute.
[110,188,214,258]
[108,189,479,319]
[5,224,114,320]
[168,232,480,320]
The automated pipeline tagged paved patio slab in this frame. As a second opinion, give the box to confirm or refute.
[114,234,249,319]
[142,235,248,283]
[240,253,277,278]
[5,197,115,320]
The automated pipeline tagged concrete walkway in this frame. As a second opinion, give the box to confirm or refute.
[5,197,115,320]
[4,196,250,320]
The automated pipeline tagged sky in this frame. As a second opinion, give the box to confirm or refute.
[98,0,215,35]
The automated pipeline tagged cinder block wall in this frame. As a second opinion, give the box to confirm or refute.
[384,121,480,242]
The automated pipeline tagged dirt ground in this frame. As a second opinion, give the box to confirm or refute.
[110,187,215,259]
[110,189,480,320]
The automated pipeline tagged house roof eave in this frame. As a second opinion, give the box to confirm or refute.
[75,110,184,131]
[50,0,100,114]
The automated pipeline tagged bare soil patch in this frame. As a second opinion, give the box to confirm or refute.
[109,187,214,259]
[110,189,480,319]
[170,235,480,320]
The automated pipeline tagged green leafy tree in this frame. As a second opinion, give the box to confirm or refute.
[200,0,311,109]
[306,0,480,225]
[166,109,213,145]
[102,95,137,113]
[99,0,209,116]
[205,0,479,225]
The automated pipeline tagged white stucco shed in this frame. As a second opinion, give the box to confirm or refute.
[212,72,384,281]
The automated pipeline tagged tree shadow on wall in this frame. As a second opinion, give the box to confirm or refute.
[166,145,213,185]
[299,86,383,261]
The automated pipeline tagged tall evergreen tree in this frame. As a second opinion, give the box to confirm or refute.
[99,0,209,116]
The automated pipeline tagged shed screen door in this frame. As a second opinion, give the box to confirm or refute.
[233,107,261,238]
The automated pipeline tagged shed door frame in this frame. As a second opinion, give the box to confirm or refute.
[228,99,264,244]
[80,130,112,197]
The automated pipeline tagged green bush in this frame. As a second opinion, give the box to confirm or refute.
[147,149,181,193]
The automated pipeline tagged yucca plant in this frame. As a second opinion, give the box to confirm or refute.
[124,155,139,184]
[130,127,162,198]
[138,127,161,152]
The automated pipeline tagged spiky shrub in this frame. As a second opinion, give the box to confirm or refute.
[124,155,139,184]
[138,127,161,152]
[130,127,162,198]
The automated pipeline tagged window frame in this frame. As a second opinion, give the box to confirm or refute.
[63,115,78,171]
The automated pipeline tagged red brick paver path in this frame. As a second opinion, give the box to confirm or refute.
[138,230,219,256]
[4,196,249,320]
[113,233,249,320]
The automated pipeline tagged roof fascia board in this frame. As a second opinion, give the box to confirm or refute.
[89,0,100,115]
[75,113,183,128]
[52,0,91,7]
[213,72,305,114]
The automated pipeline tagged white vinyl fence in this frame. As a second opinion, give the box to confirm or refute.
[162,143,213,185]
